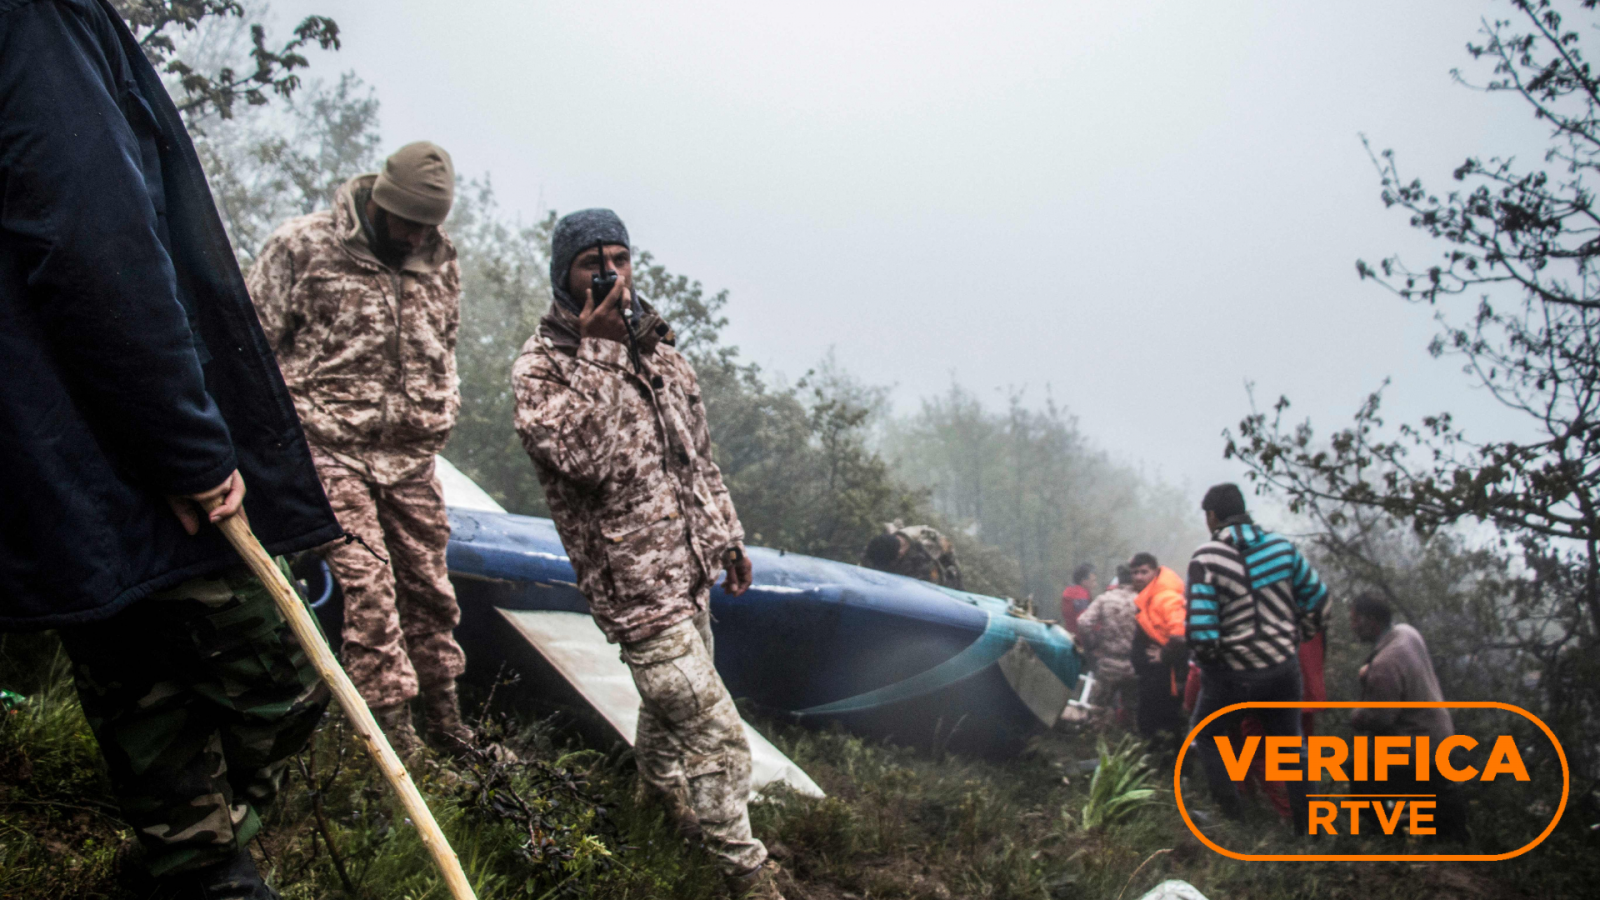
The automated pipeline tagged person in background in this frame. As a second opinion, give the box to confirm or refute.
[1057,563,1100,635]
[1,1,343,895]
[512,209,785,899]
[1128,552,1188,756]
[1076,565,1139,725]
[862,520,963,589]
[1184,483,1325,829]
[1349,592,1469,842]
[248,142,478,761]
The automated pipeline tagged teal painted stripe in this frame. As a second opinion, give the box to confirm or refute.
[794,612,1017,717]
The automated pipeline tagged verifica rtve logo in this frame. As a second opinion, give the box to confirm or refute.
[1174,701,1569,862]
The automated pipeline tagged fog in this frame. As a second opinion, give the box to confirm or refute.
[280,0,1544,494]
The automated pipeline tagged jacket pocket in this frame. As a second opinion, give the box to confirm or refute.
[391,388,460,445]
[306,376,385,445]
[598,509,688,608]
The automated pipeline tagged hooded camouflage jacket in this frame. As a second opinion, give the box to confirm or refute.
[512,306,744,644]
[247,175,461,484]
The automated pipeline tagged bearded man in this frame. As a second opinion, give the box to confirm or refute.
[248,142,473,758]
[512,209,785,899]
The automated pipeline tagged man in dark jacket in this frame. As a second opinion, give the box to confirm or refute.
[0,1,342,895]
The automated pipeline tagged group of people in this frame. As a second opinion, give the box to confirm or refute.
[1061,486,1466,838]
[0,5,1476,899]
[1,2,782,897]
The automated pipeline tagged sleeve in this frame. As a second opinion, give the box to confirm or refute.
[1350,655,1402,732]
[685,363,745,549]
[510,340,632,489]
[0,0,234,495]
[1075,598,1104,653]
[1156,585,1187,645]
[245,232,300,353]
[441,258,462,402]
[1186,557,1221,649]
[1290,547,1329,640]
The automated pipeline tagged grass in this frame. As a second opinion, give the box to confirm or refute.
[3,630,1596,900]
[1073,736,1161,834]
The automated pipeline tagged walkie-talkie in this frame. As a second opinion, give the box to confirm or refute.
[590,241,647,378]
[589,240,618,315]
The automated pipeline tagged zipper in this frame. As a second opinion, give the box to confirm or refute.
[391,270,405,396]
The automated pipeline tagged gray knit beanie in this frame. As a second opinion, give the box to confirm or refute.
[372,141,455,225]
[550,208,630,313]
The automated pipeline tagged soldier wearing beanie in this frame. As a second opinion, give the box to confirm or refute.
[247,142,480,761]
[512,209,788,900]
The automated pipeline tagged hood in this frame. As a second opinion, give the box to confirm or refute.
[331,174,454,275]
[1215,521,1269,555]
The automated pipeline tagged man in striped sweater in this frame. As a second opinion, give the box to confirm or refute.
[1185,483,1328,827]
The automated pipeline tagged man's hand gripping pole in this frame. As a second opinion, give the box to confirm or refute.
[200,499,477,900]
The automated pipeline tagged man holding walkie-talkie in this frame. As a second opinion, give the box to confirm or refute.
[512,209,785,900]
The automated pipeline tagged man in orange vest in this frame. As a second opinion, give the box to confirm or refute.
[1128,552,1187,757]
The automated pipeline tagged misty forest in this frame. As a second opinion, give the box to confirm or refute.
[3,1,1600,899]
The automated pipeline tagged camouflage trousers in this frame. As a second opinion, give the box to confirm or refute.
[56,564,328,876]
[621,608,766,876]
[316,454,466,709]
[1090,667,1138,726]
[1090,667,1138,710]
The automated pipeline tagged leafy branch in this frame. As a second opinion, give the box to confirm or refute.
[113,0,340,120]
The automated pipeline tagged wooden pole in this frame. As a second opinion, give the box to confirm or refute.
[204,503,477,900]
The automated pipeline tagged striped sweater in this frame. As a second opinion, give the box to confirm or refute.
[1185,523,1328,672]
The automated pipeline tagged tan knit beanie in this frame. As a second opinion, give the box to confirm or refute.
[372,141,455,225]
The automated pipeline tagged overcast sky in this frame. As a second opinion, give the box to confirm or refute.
[279,0,1547,496]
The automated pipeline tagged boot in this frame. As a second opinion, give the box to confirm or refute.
[419,680,477,759]
[727,860,788,900]
[372,701,425,765]
[151,845,278,899]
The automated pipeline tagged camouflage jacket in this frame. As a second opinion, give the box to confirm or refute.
[1076,585,1138,681]
[512,308,744,644]
[247,175,461,484]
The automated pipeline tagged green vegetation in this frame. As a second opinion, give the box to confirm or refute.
[6,628,1593,900]
[1227,0,1600,788]
[1072,736,1161,834]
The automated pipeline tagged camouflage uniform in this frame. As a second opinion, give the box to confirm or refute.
[513,302,763,876]
[626,609,765,874]
[1076,585,1139,711]
[56,564,328,876]
[875,522,963,589]
[512,307,745,645]
[248,175,465,708]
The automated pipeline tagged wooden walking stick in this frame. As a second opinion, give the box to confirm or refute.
[202,500,477,900]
